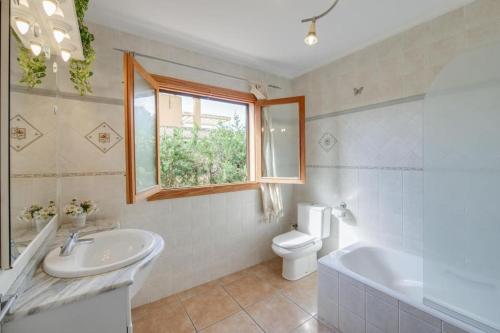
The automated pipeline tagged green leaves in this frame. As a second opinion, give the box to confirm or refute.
[70,0,95,95]
[160,117,247,188]
[16,42,47,88]
[69,50,94,95]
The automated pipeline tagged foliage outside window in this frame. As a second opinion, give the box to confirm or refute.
[159,93,248,189]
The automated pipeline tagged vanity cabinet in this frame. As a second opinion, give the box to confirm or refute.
[2,287,131,333]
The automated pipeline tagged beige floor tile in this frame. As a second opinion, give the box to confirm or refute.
[291,318,336,333]
[132,295,183,322]
[178,280,221,301]
[244,262,270,276]
[246,294,311,333]
[182,286,240,330]
[133,309,195,333]
[253,263,298,290]
[200,311,263,333]
[224,275,277,308]
[281,273,318,315]
[264,257,283,272]
[220,270,249,286]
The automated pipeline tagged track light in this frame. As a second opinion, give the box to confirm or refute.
[304,20,318,46]
[15,18,30,35]
[30,42,42,56]
[301,0,340,46]
[53,28,66,43]
[42,0,58,16]
[60,49,71,62]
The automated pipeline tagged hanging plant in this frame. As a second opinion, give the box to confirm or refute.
[14,0,95,95]
[69,0,95,95]
[14,33,47,88]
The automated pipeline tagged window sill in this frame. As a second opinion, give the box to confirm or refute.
[146,182,260,201]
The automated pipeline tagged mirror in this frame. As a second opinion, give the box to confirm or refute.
[7,9,59,265]
[256,96,305,184]
[1,0,10,270]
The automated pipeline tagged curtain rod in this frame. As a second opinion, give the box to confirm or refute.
[113,48,282,89]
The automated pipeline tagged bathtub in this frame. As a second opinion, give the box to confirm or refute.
[317,242,485,333]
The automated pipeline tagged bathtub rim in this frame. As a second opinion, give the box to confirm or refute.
[318,242,488,333]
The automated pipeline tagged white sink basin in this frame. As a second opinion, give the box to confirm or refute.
[43,229,156,278]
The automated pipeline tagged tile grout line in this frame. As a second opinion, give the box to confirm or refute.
[175,293,200,333]
[276,288,315,322]
[249,270,315,332]
[220,274,268,333]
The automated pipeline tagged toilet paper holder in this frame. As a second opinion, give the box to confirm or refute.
[332,202,348,218]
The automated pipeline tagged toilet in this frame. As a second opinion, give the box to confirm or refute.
[272,203,331,280]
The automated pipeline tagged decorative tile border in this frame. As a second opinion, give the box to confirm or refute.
[306,94,426,122]
[307,165,423,171]
[11,171,125,179]
[10,85,123,106]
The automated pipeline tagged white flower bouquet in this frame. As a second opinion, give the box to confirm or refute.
[18,201,57,231]
[64,199,98,228]
[18,204,43,223]
[34,201,57,221]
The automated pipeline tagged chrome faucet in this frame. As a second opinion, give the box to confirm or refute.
[59,231,94,256]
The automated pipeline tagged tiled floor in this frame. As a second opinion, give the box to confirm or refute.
[132,257,338,333]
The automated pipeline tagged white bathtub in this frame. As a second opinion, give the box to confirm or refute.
[318,242,485,333]
[322,242,423,304]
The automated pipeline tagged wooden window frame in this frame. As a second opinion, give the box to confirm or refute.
[124,53,259,202]
[124,53,162,203]
[124,53,306,202]
[255,96,306,185]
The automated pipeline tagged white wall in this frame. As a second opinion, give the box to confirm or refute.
[10,22,295,306]
[292,0,500,256]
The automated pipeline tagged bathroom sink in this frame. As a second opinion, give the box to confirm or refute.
[43,229,156,278]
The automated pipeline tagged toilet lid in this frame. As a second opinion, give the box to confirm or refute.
[272,230,316,250]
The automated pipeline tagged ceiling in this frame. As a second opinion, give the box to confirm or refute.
[87,0,473,79]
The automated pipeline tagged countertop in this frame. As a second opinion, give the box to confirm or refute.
[6,221,164,322]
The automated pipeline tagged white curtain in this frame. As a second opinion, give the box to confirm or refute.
[251,83,284,223]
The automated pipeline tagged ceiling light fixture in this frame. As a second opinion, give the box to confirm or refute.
[15,17,30,35]
[60,49,71,62]
[30,42,42,56]
[42,0,58,16]
[301,0,340,46]
[53,28,66,43]
[304,20,318,46]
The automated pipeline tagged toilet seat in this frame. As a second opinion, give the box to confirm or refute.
[272,230,317,250]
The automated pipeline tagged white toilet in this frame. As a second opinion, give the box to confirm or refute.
[272,203,331,280]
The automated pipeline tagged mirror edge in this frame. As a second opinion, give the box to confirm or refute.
[1,0,12,270]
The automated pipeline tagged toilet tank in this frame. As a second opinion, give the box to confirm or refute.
[297,203,331,239]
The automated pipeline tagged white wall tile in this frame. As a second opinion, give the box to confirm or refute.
[442,322,469,333]
[292,0,500,256]
[339,273,365,318]
[399,309,441,333]
[318,296,340,329]
[340,306,366,333]
[365,291,398,333]
[399,302,442,329]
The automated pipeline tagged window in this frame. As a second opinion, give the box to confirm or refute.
[158,92,249,188]
[124,53,306,203]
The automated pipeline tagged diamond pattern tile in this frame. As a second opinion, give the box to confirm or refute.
[10,114,43,152]
[85,122,122,153]
[319,132,337,152]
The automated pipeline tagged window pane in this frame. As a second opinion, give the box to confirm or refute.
[159,92,248,188]
[134,70,157,192]
[261,103,300,178]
